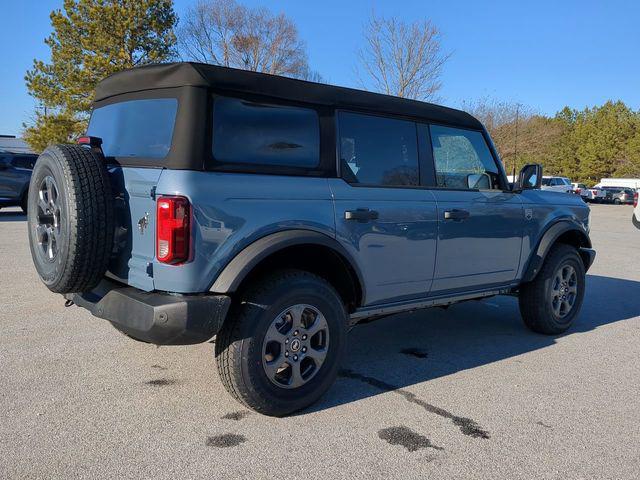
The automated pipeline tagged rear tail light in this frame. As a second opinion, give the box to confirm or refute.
[575,188,581,194]
[156,196,190,264]
[634,191,638,208]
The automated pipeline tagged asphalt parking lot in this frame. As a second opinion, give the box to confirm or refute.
[1,204,639,479]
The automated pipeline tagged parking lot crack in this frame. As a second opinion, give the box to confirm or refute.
[340,369,490,439]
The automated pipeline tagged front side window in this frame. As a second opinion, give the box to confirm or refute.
[87,98,178,159]
[429,125,500,190]
[339,112,419,187]
[213,97,319,168]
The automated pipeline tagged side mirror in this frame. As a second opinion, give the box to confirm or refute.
[515,164,542,191]
[467,172,491,190]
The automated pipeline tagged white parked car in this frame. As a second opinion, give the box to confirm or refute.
[542,176,573,193]
[572,183,606,203]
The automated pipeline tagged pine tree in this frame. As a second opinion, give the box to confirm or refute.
[24,0,177,152]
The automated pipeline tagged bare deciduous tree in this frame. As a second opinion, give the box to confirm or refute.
[178,0,319,79]
[357,13,451,100]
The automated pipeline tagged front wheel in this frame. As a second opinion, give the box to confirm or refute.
[519,244,586,334]
[215,270,348,416]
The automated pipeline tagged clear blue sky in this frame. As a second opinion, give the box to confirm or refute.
[1,0,638,135]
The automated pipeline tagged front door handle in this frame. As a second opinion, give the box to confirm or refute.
[345,208,379,222]
[443,209,470,221]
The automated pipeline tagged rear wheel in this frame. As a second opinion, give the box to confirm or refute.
[614,198,621,205]
[215,270,347,416]
[519,244,585,334]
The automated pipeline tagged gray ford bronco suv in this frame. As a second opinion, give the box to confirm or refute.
[27,63,595,416]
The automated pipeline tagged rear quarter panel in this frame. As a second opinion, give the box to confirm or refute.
[153,171,335,293]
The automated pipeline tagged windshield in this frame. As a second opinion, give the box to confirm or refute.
[87,98,178,159]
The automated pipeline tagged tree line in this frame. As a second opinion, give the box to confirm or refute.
[24,0,640,183]
[467,98,640,182]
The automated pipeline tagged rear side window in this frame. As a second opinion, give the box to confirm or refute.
[213,97,319,168]
[87,98,178,159]
[429,125,500,189]
[338,112,419,187]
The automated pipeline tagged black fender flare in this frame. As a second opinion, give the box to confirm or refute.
[209,229,366,301]
[522,220,593,283]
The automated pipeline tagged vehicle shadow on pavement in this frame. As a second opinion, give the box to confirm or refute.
[0,211,26,222]
[310,274,640,413]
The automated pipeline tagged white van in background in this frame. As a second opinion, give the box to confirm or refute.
[596,178,640,190]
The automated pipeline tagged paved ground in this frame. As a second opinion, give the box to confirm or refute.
[1,204,639,480]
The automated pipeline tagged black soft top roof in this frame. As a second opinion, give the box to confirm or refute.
[94,62,483,129]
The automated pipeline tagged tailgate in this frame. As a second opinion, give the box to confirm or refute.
[107,166,162,291]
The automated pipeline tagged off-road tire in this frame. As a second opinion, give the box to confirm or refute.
[215,269,348,416]
[28,144,114,293]
[519,244,585,334]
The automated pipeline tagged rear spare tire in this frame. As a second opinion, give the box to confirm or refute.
[27,144,114,293]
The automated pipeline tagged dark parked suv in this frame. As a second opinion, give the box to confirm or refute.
[27,63,595,416]
[0,151,37,212]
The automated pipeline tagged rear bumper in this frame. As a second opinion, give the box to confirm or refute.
[64,279,231,345]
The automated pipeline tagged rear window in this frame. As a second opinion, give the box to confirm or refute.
[212,97,320,168]
[87,98,178,159]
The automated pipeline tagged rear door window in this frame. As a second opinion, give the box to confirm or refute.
[87,98,178,159]
[338,112,419,187]
[212,97,320,168]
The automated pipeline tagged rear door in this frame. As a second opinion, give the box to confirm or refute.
[425,125,524,293]
[331,112,438,306]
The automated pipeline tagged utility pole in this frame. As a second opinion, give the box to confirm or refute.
[512,103,520,180]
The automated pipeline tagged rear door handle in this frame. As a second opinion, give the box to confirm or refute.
[443,209,470,221]
[345,208,379,222]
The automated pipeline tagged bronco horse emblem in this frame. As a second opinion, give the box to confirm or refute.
[137,212,149,234]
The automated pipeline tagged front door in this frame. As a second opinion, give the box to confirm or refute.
[331,112,438,306]
[426,125,524,293]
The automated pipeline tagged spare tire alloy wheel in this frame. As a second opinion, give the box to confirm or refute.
[28,145,114,294]
[35,176,62,261]
[262,304,330,389]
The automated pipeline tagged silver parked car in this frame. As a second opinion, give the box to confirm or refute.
[603,187,635,205]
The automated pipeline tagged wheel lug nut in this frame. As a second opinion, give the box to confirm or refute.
[293,355,298,361]
[285,351,289,357]
[285,339,289,344]
[293,330,299,336]
[301,334,307,340]
[302,347,307,353]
